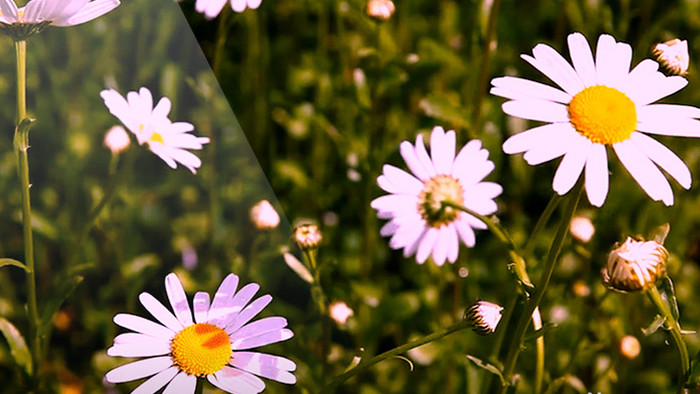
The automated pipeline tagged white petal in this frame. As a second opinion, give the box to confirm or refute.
[414,134,436,177]
[165,273,193,327]
[105,356,173,383]
[431,127,455,175]
[502,100,569,123]
[415,227,439,264]
[567,32,596,87]
[522,43,584,96]
[113,314,175,339]
[455,217,476,247]
[552,139,591,195]
[132,367,179,394]
[209,367,266,393]
[490,76,571,103]
[503,122,573,155]
[445,225,459,263]
[584,143,609,207]
[637,117,700,138]
[400,140,430,181]
[232,329,294,350]
[225,295,273,334]
[139,292,183,332]
[377,165,423,195]
[56,0,120,26]
[614,140,674,205]
[107,340,171,358]
[193,292,210,324]
[431,226,449,266]
[595,34,632,88]
[162,372,197,394]
[230,352,297,384]
[231,317,287,341]
[210,274,240,317]
[522,129,579,165]
[629,132,691,189]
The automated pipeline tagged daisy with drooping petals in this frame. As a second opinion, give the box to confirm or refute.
[101,87,210,174]
[105,273,296,393]
[371,126,503,266]
[0,0,120,39]
[491,32,700,207]
[195,0,261,19]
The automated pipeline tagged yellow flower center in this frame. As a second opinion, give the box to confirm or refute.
[149,132,164,144]
[417,174,464,228]
[568,85,637,145]
[170,323,232,376]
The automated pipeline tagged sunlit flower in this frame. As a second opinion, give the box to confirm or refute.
[0,0,120,39]
[491,32,700,207]
[100,87,210,174]
[195,0,261,19]
[653,38,689,76]
[329,301,354,325]
[601,236,667,292]
[104,125,130,155]
[569,216,594,243]
[620,335,641,359]
[366,0,395,21]
[250,200,280,230]
[371,126,502,265]
[466,300,503,335]
[293,221,322,250]
[105,273,296,393]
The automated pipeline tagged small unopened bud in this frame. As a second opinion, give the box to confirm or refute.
[570,216,595,243]
[652,39,689,76]
[104,125,131,154]
[293,221,322,250]
[366,0,395,21]
[620,335,641,359]
[601,237,667,292]
[250,200,280,230]
[329,301,354,325]
[466,300,503,335]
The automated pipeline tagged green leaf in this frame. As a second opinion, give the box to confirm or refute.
[649,223,670,245]
[660,276,681,322]
[642,314,666,336]
[0,317,32,375]
[466,355,505,386]
[524,323,557,342]
[40,275,84,335]
[0,258,28,272]
[419,94,471,128]
[543,374,587,394]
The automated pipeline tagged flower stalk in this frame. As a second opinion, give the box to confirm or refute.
[499,181,583,392]
[13,38,42,371]
[646,284,690,389]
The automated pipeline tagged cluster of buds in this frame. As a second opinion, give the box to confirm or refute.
[466,300,503,335]
[652,38,689,76]
[293,221,323,251]
[601,237,667,292]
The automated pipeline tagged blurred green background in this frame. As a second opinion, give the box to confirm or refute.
[2,0,700,392]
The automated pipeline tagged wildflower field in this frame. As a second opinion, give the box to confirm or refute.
[3,0,700,393]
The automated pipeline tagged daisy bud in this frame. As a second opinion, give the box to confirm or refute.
[250,200,280,230]
[466,300,503,335]
[104,125,130,155]
[620,335,641,359]
[366,0,395,21]
[569,216,595,243]
[652,39,689,76]
[329,301,354,325]
[601,237,667,292]
[293,222,322,250]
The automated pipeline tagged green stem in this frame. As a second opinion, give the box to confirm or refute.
[323,319,472,392]
[470,0,501,136]
[302,249,331,381]
[532,307,545,393]
[524,194,561,257]
[500,182,583,392]
[646,285,690,389]
[14,39,41,372]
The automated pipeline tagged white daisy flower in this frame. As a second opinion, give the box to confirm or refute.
[0,0,120,38]
[195,0,262,19]
[100,87,210,174]
[371,126,503,266]
[105,272,296,393]
[491,32,700,207]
